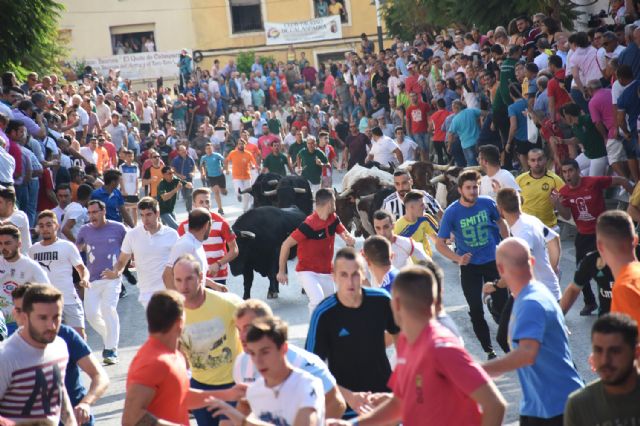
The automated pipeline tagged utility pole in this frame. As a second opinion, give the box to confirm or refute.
[374,0,384,52]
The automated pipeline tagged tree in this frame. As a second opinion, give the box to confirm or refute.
[383,0,588,38]
[0,0,66,78]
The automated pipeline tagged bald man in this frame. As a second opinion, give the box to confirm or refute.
[483,237,583,426]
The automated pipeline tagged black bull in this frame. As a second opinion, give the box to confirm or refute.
[242,173,313,215]
[229,206,307,299]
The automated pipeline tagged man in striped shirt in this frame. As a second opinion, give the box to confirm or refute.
[177,188,238,285]
[0,285,76,425]
[382,170,442,221]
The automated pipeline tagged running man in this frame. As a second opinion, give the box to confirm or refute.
[382,170,442,221]
[224,138,257,212]
[394,189,439,257]
[29,210,90,339]
[372,209,430,270]
[277,189,355,313]
[435,170,508,359]
[76,200,127,365]
[200,143,227,215]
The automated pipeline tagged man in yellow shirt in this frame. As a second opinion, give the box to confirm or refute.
[393,190,438,256]
[224,139,256,212]
[172,254,243,426]
[515,148,565,229]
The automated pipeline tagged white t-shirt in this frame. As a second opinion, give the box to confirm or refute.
[510,213,561,299]
[121,225,178,302]
[391,235,429,270]
[166,232,207,283]
[0,256,50,322]
[59,202,87,241]
[370,136,400,166]
[75,107,89,131]
[247,368,325,426]
[283,133,296,148]
[396,137,418,162]
[229,112,243,131]
[0,333,69,424]
[119,163,140,197]
[479,169,520,199]
[28,239,83,305]
[234,344,336,393]
[79,146,98,165]
[96,103,111,126]
[2,210,31,254]
[142,106,154,124]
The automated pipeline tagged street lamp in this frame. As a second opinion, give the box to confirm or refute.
[373,0,384,52]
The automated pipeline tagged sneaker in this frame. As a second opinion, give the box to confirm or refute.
[218,208,224,215]
[237,194,242,202]
[123,269,137,285]
[486,351,498,360]
[580,303,598,316]
[119,285,127,299]
[103,349,119,365]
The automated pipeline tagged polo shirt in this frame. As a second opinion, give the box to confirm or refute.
[157,177,182,214]
[449,108,481,149]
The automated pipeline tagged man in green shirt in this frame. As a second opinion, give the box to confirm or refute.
[564,313,640,426]
[288,129,306,168]
[267,108,282,137]
[296,136,328,193]
[554,103,608,176]
[157,166,192,230]
[262,140,291,176]
[493,45,519,149]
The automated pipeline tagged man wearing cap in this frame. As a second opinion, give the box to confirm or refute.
[404,62,422,97]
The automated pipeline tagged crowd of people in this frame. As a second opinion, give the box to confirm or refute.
[2,2,640,425]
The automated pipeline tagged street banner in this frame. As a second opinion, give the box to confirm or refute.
[265,16,342,45]
[84,50,189,81]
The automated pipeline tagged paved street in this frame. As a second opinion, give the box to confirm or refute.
[87,170,598,425]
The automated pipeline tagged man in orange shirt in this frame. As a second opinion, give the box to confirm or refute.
[596,210,640,332]
[224,139,256,212]
[123,290,244,425]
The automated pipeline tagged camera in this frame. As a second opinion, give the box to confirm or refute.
[587,10,608,28]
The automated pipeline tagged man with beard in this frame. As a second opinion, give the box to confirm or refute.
[0,185,31,254]
[435,170,509,359]
[0,224,49,335]
[564,313,640,425]
[382,170,442,221]
[28,211,90,339]
[224,139,257,212]
[0,284,77,425]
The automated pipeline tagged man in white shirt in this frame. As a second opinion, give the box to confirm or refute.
[0,185,31,254]
[104,112,128,151]
[228,105,243,142]
[0,223,49,335]
[0,123,15,186]
[95,94,111,128]
[394,126,418,162]
[488,188,561,353]
[232,299,346,419]
[206,316,325,426]
[372,209,430,270]
[162,207,225,293]
[52,183,88,243]
[366,127,403,167]
[79,136,99,165]
[478,145,520,199]
[102,197,178,307]
[28,210,90,338]
[72,96,89,142]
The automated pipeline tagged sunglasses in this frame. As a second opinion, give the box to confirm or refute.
[152,155,160,159]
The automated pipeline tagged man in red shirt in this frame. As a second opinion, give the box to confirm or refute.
[404,63,422,97]
[547,55,572,121]
[553,159,633,314]
[257,123,279,160]
[327,266,506,426]
[406,92,430,161]
[277,189,355,314]
[177,188,238,286]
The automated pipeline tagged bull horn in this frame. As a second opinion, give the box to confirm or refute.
[463,166,483,172]
[293,187,307,194]
[267,179,279,185]
[339,189,352,198]
[263,189,277,196]
[239,187,253,194]
[432,164,449,171]
[430,175,447,185]
[238,231,256,239]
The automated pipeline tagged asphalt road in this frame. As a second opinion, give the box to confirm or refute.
[85,169,598,425]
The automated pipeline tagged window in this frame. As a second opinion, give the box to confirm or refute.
[230,0,264,34]
[110,24,156,55]
[314,0,348,23]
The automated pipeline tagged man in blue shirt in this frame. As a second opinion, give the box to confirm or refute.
[616,65,640,163]
[617,27,640,80]
[91,169,134,228]
[484,237,584,425]
[12,284,110,426]
[435,170,509,359]
[448,101,482,166]
[200,143,226,214]
[171,144,196,212]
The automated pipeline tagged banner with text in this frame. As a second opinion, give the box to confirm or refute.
[84,50,188,81]
[265,16,342,46]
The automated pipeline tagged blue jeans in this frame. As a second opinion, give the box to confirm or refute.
[463,146,478,166]
[413,132,428,155]
[450,139,466,166]
[27,178,39,227]
[14,182,29,216]
[189,379,235,426]
[160,212,178,230]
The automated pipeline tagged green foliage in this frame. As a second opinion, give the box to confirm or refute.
[0,0,67,78]
[383,0,583,38]
[237,50,277,75]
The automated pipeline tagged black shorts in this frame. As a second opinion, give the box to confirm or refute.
[207,175,226,189]
[515,139,540,156]
[124,195,139,204]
